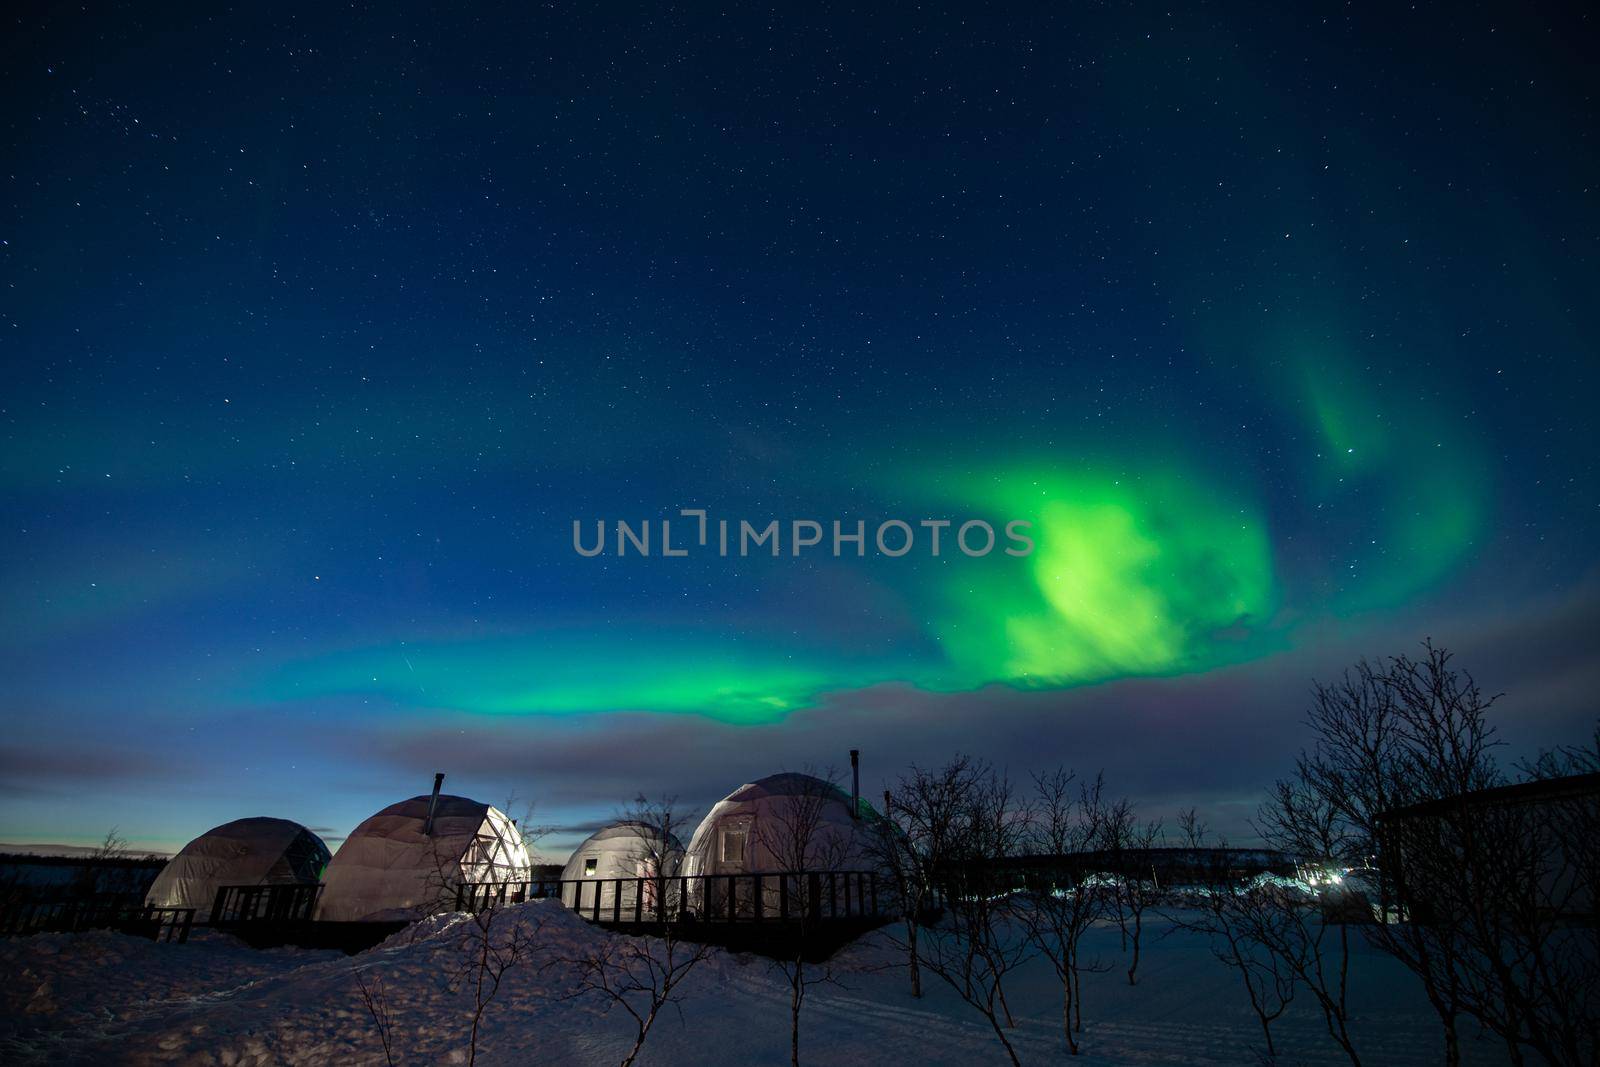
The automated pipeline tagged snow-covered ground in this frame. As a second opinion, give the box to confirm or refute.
[0,902,1511,1065]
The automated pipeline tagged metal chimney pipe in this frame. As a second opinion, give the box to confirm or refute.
[423,772,445,836]
[850,750,860,820]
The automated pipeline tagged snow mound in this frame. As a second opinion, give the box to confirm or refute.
[0,926,336,1046]
[1,903,1515,1065]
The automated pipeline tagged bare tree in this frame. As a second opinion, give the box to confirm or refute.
[877,755,988,999]
[558,795,712,1067]
[562,927,711,1067]
[352,963,399,1067]
[1167,811,1298,1063]
[619,794,691,925]
[1521,722,1600,781]
[1272,644,1599,1066]
[452,902,540,1066]
[915,760,1033,1067]
[1101,798,1163,986]
[1254,779,1363,1066]
[415,803,544,1067]
[91,826,129,861]
[865,787,921,998]
[1023,769,1114,1055]
[72,826,130,896]
[1277,644,1494,1064]
[752,767,852,1067]
[1448,730,1600,1067]
[502,790,556,867]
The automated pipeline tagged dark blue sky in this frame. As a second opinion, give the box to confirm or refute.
[2,3,1595,856]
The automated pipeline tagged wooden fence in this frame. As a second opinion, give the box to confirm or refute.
[455,870,884,926]
[0,896,193,942]
[211,883,322,924]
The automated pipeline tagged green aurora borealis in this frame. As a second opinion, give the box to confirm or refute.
[261,392,1482,725]
[3,2,1594,852]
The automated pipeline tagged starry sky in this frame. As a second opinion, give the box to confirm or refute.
[3,3,1596,858]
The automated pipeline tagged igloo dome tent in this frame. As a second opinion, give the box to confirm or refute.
[559,820,684,915]
[315,790,531,922]
[145,817,330,919]
[683,772,876,917]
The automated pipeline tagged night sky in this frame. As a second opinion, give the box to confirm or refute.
[3,4,1596,857]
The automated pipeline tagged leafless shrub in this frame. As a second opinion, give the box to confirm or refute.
[1100,798,1163,986]
[911,760,1033,1067]
[502,790,556,866]
[562,926,710,1067]
[91,826,129,861]
[556,795,711,1067]
[448,904,541,1067]
[1273,643,1598,1066]
[414,801,544,1067]
[1022,770,1115,1055]
[1299,645,1498,1062]
[1254,781,1363,1065]
[1166,809,1298,1064]
[70,827,130,896]
[876,755,988,999]
[864,790,921,998]
[753,767,851,1067]
[352,963,398,1066]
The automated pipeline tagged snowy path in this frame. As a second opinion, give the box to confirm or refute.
[0,903,1511,1065]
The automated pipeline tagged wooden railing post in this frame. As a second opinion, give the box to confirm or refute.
[211,885,229,923]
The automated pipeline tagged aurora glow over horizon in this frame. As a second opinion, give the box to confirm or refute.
[3,4,1596,857]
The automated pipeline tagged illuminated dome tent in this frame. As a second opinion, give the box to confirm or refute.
[145,817,330,919]
[683,770,875,917]
[316,779,531,922]
[559,820,684,914]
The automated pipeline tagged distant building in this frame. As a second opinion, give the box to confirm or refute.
[1377,772,1600,922]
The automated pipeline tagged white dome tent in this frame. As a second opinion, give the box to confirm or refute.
[316,781,531,922]
[683,770,876,919]
[559,820,685,917]
[145,817,330,920]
